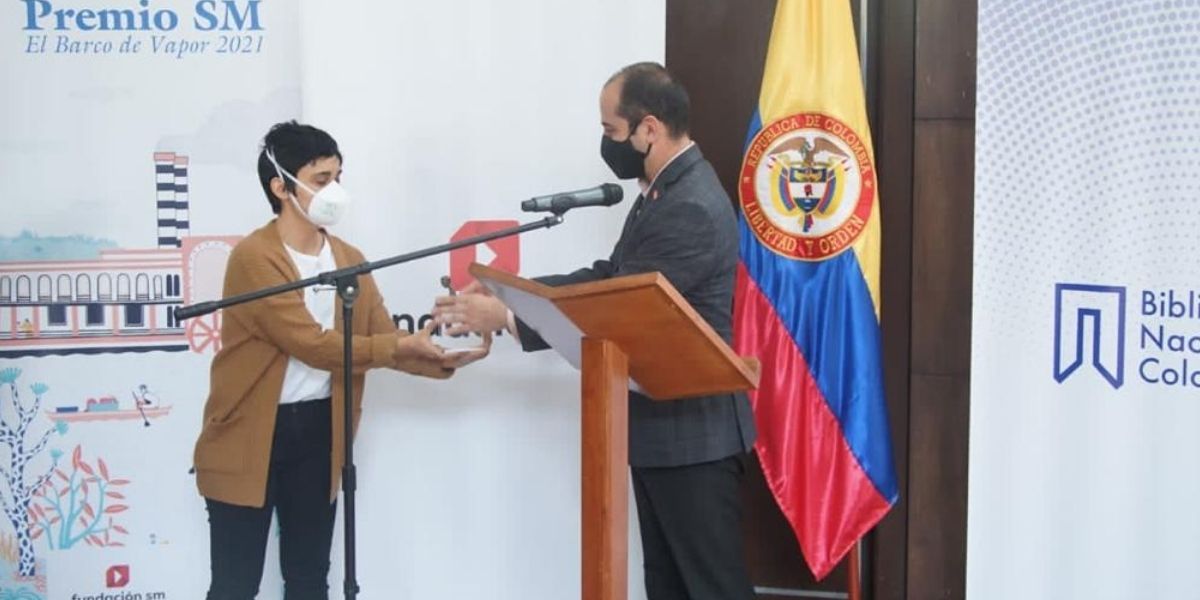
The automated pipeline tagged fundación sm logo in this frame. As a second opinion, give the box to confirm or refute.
[106,564,130,588]
[1053,283,1127,389]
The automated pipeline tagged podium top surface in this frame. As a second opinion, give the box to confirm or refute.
[471,264,759,400]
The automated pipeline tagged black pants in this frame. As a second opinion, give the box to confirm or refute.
[206,398,337,600]
[631,454,756,600]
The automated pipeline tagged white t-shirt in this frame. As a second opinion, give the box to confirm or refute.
[279,238,337,404]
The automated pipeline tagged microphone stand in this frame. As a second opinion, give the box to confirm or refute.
[176,213,566,599]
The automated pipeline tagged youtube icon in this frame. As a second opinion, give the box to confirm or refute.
[106,565,130,588]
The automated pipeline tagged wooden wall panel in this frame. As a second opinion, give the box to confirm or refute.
[906,374,970,600]
[915,0,978,120]
[911,121,975,376]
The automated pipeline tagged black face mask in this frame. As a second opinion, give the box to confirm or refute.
[601,121,650,180]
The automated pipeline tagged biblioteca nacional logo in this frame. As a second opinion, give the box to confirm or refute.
[739,112,875,261]
[1053,283,1200,389]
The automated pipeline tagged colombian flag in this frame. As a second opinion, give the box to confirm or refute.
[733,0,898,579]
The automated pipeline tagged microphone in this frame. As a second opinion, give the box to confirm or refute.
[521,183,623,214]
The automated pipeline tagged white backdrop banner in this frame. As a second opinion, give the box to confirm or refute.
[970,1,1200,599]
[0,1,663,598]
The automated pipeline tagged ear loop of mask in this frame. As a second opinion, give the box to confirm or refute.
[265,147,320,224]
[265,147,318,195]
[628,118,652,157]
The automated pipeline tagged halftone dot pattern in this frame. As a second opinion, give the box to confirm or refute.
[972,5,1200,597]
[975,0,1200,343]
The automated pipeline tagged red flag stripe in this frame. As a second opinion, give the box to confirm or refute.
[736,264,893,579]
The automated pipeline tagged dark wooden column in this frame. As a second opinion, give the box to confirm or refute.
[904,0,976,597]
[871,0,916,595]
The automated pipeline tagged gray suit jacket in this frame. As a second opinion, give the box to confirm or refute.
[516,145,757,468]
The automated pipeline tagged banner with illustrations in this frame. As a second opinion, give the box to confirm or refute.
[2,1,663,598]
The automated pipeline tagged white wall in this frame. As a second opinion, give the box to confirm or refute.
[302,2,663,599]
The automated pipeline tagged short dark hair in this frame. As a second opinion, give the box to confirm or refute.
[257,121,342,214]
[608,62,690,138]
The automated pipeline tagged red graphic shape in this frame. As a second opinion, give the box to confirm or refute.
[449,220,520,290]
[106,565,130,588]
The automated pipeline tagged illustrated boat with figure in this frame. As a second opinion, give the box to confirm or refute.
[45,385,171,425]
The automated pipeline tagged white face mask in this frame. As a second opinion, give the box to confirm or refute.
[265,148,351,227]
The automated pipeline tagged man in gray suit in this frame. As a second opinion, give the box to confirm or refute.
[435,62,756,600]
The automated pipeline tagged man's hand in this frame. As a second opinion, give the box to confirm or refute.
[433,281,509,336]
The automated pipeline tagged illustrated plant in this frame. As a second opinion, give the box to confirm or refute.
[26,445,129,551]
[0,368,58,578]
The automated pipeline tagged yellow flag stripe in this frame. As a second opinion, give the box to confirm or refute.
[757,0,881,316]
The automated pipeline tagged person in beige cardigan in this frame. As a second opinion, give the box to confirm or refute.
[194,121,487,600]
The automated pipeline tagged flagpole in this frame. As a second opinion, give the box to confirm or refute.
[848,540,862,600]
[851,2,872,597]
[858,0,869,88]
[852,4,870,598]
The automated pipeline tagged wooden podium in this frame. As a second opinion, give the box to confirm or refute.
[469,263,760,600]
